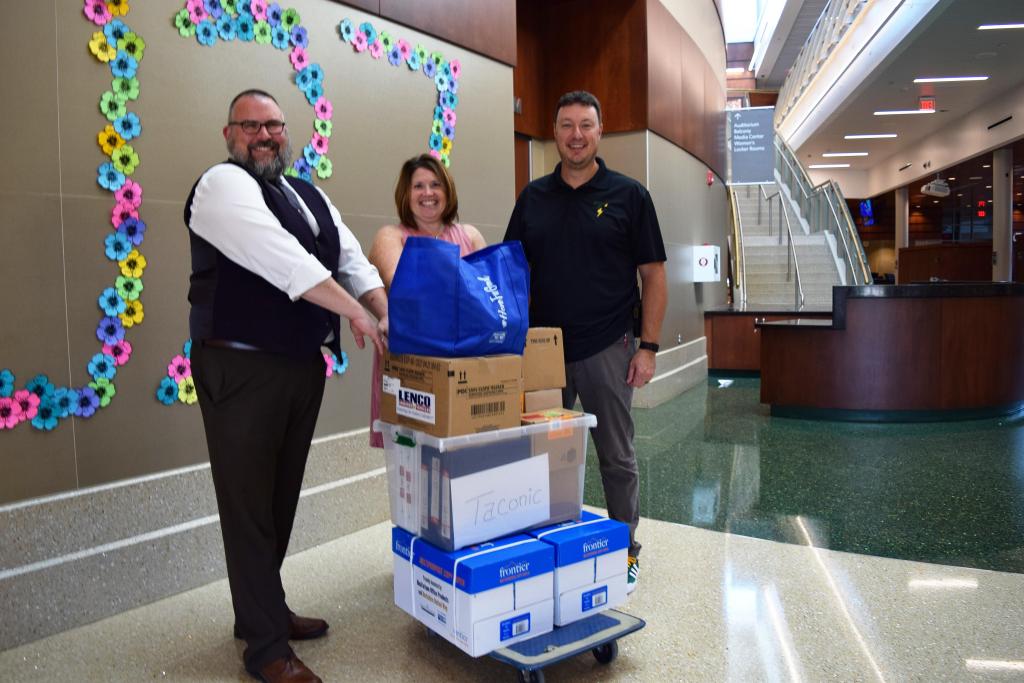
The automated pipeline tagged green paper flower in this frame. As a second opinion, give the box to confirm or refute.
[112,76,140,100]
[178,377,197,404]
[440,153,450,168]
[89,377,116,408]
[281,8,300,29]
[431,51,445,67]
[313,118,332,137]
[221,0,238,13]
[115,275,143,301]
[254,20,272,44]
[431,118,442,136]
[284,166,299,177]
[316,156,333,179]
[117,33,146,62]
[379,31,392,51]
[111,144,140,174]
[100,91,127,122]
[174,9,197,38]
[415,44,427,62]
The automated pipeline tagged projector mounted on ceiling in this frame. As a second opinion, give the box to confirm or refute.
[921,178,950,198]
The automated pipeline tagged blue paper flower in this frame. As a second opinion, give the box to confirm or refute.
[96,316,126,345]
[429,133,442,151]
[358,21,376,45]
[196,19,217,46]
[435,73,449,92]
[443,123,455,139]
[407,52,421,70]
[0,369,14,398]
[303,144,321,167]
[433,105,444,121]
[157,377,178,405]
[98,287,127,316]
[114,112,141,140]
[443,92,458,109]
[271,25,289,49]
[296,69,313,92]
[291,26,308,48]
[301,63,324,84]
[110,50,138,79]
[338,19,354,42]
[237,15,255,41]
[266,2,282,26]
[117,217,146,246]
[31,399,59,431]
[104,19,129,44]
[304,81,323,105]
[424,60,437,78]
[75,387,100,418]
[334,351,349,374]
[204,0,223,19]
[26,374,55,400]
[388,46,402,66]
[104,233,132,261]
[449,78,459,95]
[293,157,312,177]
[52,388,78,419]
[183,339,193,358]
[88,353,118,381]
[217,15,236,41]
[97,162,126,191]
[441,63,452,79]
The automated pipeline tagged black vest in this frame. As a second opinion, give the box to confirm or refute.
[185,161,342,357]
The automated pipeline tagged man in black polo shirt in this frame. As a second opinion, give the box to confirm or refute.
[504,90,667,593]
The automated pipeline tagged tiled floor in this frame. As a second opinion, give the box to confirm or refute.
[4,378,1024,681]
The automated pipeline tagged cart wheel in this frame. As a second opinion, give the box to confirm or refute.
[592,640,618,664]
[517,668,545,683]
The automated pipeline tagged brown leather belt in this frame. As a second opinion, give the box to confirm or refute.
[203,339,263,352]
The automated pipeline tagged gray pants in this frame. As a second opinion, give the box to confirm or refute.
[562,333,641,557]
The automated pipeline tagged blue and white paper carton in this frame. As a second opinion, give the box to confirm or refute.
[529,511,629,625]
[392,527,555,656]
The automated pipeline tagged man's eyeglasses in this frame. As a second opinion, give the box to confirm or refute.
[228,120,286,135]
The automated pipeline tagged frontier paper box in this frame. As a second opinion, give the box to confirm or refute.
[523,328,566,391]
[381,353,522,438]
[375,415,596,551]
[529,511,629,625]
[392,527,555,657]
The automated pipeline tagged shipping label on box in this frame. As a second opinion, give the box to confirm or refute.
[392,528,554,657]
[530,511,629,625]
[523,328,566,391]
[381,353,522,437]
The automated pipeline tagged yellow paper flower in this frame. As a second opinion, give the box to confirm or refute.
[88,32,116,63]
[97,125,125,155]
[178,377,198,405]
[441,136,452,155]
[118,249,146,278]
[119,299,144,328]
[107,0,130,17]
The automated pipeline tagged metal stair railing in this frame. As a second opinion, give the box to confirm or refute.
[728,187,747,305]
[760,185,806,308]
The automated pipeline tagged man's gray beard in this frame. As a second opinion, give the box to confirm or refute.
[230,140,293,181]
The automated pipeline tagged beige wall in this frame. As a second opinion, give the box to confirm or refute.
[0,0,513,503]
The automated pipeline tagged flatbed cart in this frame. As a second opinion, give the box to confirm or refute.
[487,608,645,682]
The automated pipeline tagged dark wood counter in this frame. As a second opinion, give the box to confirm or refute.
[757,283,1024,421]
[704,305,831,371]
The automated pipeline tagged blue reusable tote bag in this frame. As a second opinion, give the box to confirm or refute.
[388,237,530,357]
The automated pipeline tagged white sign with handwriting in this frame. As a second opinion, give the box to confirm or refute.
[448,454,550,547]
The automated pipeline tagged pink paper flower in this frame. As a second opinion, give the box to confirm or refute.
[442,108,457,126]
[353,32,368,52]
[114,179,142,208]
[311,133,329,155]
[0,397,22,429]
[449,59,462,79]
[314,97,333,120]
[186,0,208,25]
[111,202,139,229]
[289,46,308,71]
[83,0,112,25]
[323,352,334,377]
[368,39,383,60]
[397,39,411,59]
[250,0,267,21]
[13,390,39,422]
[103,340,133,366]
[429,149,441,160]
[168,355,191,381]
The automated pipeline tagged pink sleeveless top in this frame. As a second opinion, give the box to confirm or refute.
[370,223,478,447]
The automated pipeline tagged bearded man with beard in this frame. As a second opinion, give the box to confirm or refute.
[185,89,387,683]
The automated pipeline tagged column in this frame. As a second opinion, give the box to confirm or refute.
[894,186,908,282]
[993,146,1013,281]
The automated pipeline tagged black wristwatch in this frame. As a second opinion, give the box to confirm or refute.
[638,340,659,353]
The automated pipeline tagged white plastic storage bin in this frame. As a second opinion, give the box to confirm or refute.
[374,414,596,551]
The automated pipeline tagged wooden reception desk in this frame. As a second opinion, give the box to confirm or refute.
[757,283,1024,421]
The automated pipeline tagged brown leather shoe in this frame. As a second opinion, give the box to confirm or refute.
[234,613,329,641]
[250,655,322,683]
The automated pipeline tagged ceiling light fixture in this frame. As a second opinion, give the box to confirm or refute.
[899,162,913,171]
[845,133,897,139]
[726,67,746,75]
[874,109,935,116]
[983,164,991,168]
[969,176,983,180]
[913,76,989,83]
[823,152,868,157]
[947,176,956,180]
[809,163,851,169]
[977,23,1024,30]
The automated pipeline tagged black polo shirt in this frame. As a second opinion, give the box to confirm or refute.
[504,158,666,363]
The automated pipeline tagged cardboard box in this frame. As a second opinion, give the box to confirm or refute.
[376,415,596,551]
[529,511,629,626]
[381,353,522,438]
[523,388,563,413]
[523,328,566,391]
[392,527,554,657]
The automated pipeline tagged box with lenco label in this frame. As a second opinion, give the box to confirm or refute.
[380,353,522,438]
[375,415,596,551]
[392,527,554,656]
[529,511,630,625]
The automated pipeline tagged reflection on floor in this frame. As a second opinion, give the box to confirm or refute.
[3,378,1024,681]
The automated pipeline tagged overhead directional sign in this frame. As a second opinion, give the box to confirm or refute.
[729,107,775,185]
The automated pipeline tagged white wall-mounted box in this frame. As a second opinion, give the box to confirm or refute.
[685,245,721,282]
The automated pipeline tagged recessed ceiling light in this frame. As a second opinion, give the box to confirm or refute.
[808,163,851,169]
[874,109,935,115]
[822,152,868,157]
[914,76,989,83]
[933,200,939,203]
[844,133,898,139]
[983,164,991,168]
[726,67,746,75]
[986,185,992,189]
[957,194,963,197]
[989,199,993,203]
[978,23,1024,30]
[970,176,983,180]
[947,176,956,180]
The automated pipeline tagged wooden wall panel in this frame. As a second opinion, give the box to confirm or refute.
[513,0,547,138]
[514,133,531,200]
[704,60,726,176]
[646,0,683,145]
[897,243,992,284]
[376,0,516,65]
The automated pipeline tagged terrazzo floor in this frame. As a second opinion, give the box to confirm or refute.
[4,377,1024,681]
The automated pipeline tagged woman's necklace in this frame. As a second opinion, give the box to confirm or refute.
[421,224,445,239]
